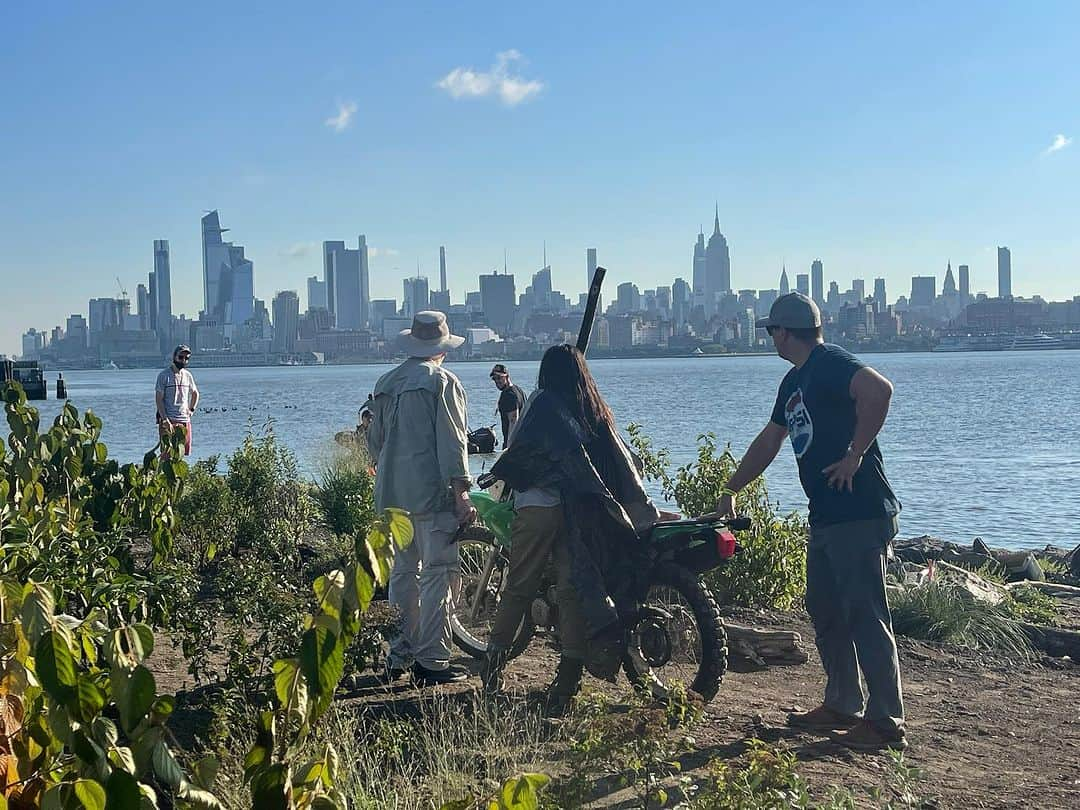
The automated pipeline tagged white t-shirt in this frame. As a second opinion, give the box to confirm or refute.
[155,367,198,423]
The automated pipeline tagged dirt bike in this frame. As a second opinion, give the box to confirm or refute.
[450,489,749,701]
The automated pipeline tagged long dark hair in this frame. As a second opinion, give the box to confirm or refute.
[537,344,615,436]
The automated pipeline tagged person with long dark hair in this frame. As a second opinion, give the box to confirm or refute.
[482,344,662,713]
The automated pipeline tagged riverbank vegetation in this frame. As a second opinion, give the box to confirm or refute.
[9,381,1073,807]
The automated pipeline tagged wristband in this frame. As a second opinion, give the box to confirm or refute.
[721,487,738,498]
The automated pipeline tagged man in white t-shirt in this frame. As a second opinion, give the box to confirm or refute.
[155,345,199,456]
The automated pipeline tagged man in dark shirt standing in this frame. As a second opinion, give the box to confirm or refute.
[714,292,906,751]
[490,364,525,449]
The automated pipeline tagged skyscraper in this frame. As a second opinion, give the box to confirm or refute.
[796,274,810,297]
[586,247,598,290]
[136,284,151,330]
[479,272,516,335]
[616,282,642,314]
[672,277,691,328]
[958,264,970,302]
[403,277,430,318]
[873,278,887,307]
[201,212,253,327]
[153,240,172,349]
[439,246,448,293]
[325,240,364,329]
[852,279,866,303]
[705,206,731,305]
[692,230,707,309]
[779,266,790,296]
[358,235,370,328]
[307,276,327,311]
[942,263,957,295]
[271,291,300,354]
[811,259,824,305]
[910,276,936,308]
[997,246,1012,298]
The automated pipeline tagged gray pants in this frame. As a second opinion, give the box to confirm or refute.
[387,512,460,671]
[806,516,905,734]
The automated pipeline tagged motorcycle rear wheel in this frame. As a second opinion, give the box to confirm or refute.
[623,562,727,702]
[450,525,534,660]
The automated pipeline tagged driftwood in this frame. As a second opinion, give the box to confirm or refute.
[726,622,809,671]
[1006,580,1080,599]
[1021,622,1080,659]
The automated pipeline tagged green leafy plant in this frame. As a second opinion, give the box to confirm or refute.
[628,426,808,609]
[1004,585,1060,626]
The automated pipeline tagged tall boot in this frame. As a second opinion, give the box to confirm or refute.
[544,656,584,717]
[481,646,510,696]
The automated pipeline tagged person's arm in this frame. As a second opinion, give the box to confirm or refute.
[155,389,169,425]
[712,421,788,516]
[822,366,893,492]
[189,376,200,414]
[366,395,386,462]
[436,377,476,524]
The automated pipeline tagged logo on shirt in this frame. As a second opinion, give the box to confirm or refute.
[784,388,813,459]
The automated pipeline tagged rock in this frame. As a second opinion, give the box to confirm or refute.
[932,561,1009,605]
[726,622,810,671]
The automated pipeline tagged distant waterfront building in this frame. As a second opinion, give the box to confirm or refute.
[201,212,253,327]
[705,206,731,306]
[532,265,553,306]
[479,272,516,335]
[465,291,483,313]
[758,289,779,317]
[325,240,365,329]
[910,276,936,308]
[672,277,691,328]
[439,245,448,294]
[811,259,824,305]
[153,239,172,352]
[88,298,124,346]
[692,230,707,310]
[779,266,790,296]
[586,247,598,291]
[136,284,151,330]
[271,291,300,354]
[997,246,1012,298]
[958,264,970,302]
[827,281,841,312]
[358,235,370,327]
[430,290,451,311]
[851,279,866,303]
[369,300,397,333]
[796,274,810,297]
[307,276,327,311]
[616,281,642,315]
[65,315,87,348]
[21,329,44,359]
[873,278,887,307]
[943,263,957,296]
[403,276,431,318]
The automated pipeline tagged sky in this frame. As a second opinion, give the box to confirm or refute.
[2,1,1079,355]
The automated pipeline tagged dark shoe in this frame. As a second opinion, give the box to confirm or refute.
[786,704,862,732]
[412,663,469,687]
[544,656,584,717]
[378,659,409,684]
[832,719,908,751]
[481,647,511,695]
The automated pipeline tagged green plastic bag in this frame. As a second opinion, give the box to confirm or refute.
[468,490,516,547]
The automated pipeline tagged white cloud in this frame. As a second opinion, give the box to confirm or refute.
[283,242,317,259]
[1044,133,1072,155]
[325,100,358,132]
[369,247,399,258]
[436,50,544,106]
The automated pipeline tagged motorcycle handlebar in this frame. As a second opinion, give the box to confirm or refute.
[723,516,752,531]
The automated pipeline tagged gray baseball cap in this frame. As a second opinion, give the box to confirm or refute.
[755,292,822,330]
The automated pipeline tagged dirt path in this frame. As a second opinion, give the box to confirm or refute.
[336,610,1080,808]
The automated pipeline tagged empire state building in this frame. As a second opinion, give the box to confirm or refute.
[705,205,731,309]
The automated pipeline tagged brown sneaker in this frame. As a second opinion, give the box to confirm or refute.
[786,705,861,732]
[832,719,908,751]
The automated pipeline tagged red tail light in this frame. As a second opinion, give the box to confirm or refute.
[716,530,737,560]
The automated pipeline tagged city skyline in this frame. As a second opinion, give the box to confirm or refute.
[3,4,1080,355]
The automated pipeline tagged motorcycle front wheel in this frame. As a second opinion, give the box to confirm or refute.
[450,525,534,660]
[623,562,727,702]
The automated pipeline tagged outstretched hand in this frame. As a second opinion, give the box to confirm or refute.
[823,450,862,493]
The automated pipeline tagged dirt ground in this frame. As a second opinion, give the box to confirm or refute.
[335,607,1080,809]
[151,602,1080,809]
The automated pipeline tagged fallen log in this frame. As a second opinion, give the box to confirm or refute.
[725,622,809,671]
[1020,622,1080,659]
[1005,580,1080,599]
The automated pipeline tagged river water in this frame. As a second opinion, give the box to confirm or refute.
[19,352,1080,552]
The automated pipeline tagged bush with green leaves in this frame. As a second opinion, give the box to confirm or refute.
[1,381,220,808]
[627,426,808,610]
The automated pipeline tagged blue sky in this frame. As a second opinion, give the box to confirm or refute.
[2,1,1078,355]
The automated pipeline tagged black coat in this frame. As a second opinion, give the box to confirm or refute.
[489,390,660,639]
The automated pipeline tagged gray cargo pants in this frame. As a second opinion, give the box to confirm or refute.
[806,516,905,734]
[387,512,460,671]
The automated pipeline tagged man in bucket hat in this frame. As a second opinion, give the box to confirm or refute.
[367,311,477,686]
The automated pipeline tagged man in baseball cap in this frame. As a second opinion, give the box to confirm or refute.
[155,345,198,456]
[715,291,907,751]
[489,364,524,449]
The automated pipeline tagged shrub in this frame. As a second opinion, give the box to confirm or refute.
[627,426,808,610]
[889,581,1033,657]
[1004,584,1060,626]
